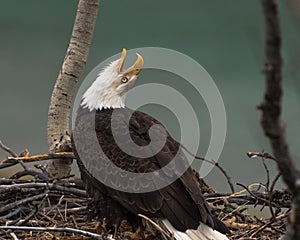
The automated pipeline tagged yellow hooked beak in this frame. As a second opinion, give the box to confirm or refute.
[118,48,144,76]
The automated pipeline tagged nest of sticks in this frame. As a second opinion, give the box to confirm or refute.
[0,143,291,240]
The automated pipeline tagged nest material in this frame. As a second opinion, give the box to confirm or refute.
[0,144,291,239]
[0,175,291,240]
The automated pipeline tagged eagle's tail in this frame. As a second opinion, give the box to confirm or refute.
[160,219,229,240]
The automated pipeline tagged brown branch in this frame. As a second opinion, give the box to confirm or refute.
[260,0,300,238]
[2,152,75,164]
[247,151,276,161]
[47,0,100,178]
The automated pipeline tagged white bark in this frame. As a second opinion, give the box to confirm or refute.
[47,0,100,177]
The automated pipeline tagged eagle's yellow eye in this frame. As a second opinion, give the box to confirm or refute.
[121,76,129,83]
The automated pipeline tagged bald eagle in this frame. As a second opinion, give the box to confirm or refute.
[71,49,230,240]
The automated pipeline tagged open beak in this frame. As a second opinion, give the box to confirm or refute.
[118,48,144,76]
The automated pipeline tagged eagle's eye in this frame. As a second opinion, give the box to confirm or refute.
[121,76,129,83]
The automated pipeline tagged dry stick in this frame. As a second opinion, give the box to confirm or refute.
[181,144,234,193]
[269,172,282,220]
[206,191,291,209]
[0,193,47,214]
[262,157,270,190]
[47,195,65,217]
[260,0,300,238]
[247,152,283,218]
[71,215,79,229]
[138,214,172,240]
[0,140,17,157]
[0,182,86,197]
[0,152,75,173]
[9,232,19,240]
[270,172,282,195]
[0,140,29,171]
[0,226,114,240]
[0,208,21,220]
[236,183,280,210]
[247,151,276,161]
[0,162,18,169]
[47,0,100,178]
[250,213,288,238]
[36,212,57,225]
[12,205,38,227]
[2,152,75,164]
[10,169,48,180]
[55,206,87,214]
[259,154,276,219]
[7,195,49,226]
[263,160,279,220]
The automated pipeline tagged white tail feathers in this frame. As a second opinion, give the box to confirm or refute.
[160,219,229,240]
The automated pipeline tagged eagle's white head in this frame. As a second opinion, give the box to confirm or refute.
[81,48,144,111]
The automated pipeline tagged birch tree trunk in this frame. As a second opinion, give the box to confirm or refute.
[47,0,99,178]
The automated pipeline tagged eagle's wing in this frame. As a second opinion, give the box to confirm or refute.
[72,107,228,234]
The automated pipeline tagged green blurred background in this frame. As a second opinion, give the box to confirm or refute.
[0,0,299,192]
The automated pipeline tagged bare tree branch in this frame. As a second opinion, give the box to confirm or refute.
[47,0,100,178]
[2,152,75,164]
[181,144,235,193]
[260,0,300,238]
[0,140,17,157]
[247,151,276,161]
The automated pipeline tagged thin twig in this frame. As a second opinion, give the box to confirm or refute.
[270,172,282,195]
[0,141,30,171]
[236,183,280,210]
[262,157,270,190]
[181,144,234,193]
[247,151,276,161]
[250,213,288,238]
[269,172,282,219]
[10,169,48,180]
[0,226,114,240]
[0,140,17,157]
[138,214,171,239]
[260,154,276,219]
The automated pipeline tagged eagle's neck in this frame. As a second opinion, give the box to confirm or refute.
[81,85,126,111]
[81,62,126,111]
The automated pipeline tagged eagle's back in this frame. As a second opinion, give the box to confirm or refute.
[71,106,228,234]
